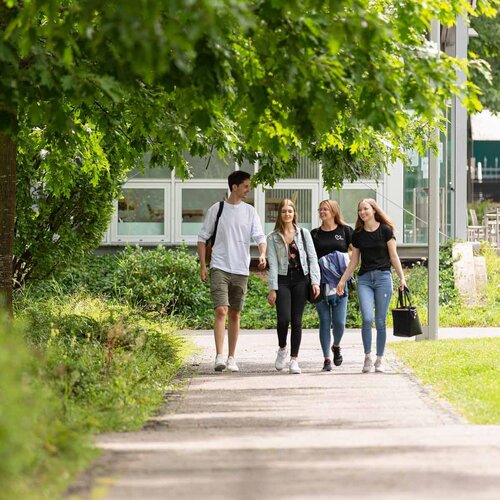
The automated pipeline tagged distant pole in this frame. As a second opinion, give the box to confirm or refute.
[426,19,441,341]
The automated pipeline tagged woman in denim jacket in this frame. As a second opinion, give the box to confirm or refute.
[267,199,321,374]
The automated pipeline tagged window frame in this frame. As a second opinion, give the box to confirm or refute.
[110,180,171,243]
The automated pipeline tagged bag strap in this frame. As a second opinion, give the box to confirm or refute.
[300,228,310,267]
[209,201,224,245]
[397,287,413,308]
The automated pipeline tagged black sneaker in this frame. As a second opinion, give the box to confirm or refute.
[322,359,332,371]
[332,345,343,366]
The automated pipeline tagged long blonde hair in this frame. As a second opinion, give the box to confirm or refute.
[354,198,395,231]
[274,199,298,234]
[319,199,347,226]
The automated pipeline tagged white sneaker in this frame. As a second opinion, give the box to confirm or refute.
[214,354,226,372]
[375,357,385,373]
[289,359,301,374]
[226,356,239,372]
[362,355,373,373]
[275,348,288,371]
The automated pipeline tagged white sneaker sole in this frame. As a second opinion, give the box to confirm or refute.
[227,366,239,372]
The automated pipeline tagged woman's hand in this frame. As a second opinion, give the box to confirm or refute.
[312,284,320,299]
[399,277,407,291]
[336,280,345,296]
[268,290,277,306]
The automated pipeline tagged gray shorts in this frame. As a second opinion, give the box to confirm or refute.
[210,268,249,311]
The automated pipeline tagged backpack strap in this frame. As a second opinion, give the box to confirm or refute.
[208,201,224,245]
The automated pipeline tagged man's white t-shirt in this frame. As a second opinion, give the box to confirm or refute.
[198,201,266,276]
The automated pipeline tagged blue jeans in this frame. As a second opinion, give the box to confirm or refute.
[357,270,393,356]
[315,294,348,358]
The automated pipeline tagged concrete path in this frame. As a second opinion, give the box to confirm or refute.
[85,329,500,499]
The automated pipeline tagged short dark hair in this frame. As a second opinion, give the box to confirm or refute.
[228,170,251,191]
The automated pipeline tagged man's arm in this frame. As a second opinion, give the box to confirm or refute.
[257,241,267,270]
[197,204,217,283]
[197,241,208,283]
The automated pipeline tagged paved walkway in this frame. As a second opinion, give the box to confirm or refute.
[84,328,500,499]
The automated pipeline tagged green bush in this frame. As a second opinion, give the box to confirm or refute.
[4,292,188,498]
[17,292,187,432]
[114,244,210,317]
[0,312,92,499]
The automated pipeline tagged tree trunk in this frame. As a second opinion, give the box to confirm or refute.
[0,132,16,315]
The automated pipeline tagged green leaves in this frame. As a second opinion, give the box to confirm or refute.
[1,0,498,232]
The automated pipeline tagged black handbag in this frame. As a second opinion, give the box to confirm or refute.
[392,287,423,337]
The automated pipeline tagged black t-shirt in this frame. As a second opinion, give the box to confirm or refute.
[352,223,395,275]
[310,225,353,259]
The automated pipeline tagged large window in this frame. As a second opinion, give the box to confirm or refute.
[117,187,166,238]
[180,187,228,236]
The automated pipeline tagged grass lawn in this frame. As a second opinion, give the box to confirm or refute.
[389,337,500,425]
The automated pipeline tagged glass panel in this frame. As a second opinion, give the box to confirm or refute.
[118,188,165,235]
[182,153,235,179]
[286,155,319,179]
[128,152,172,179]
[264,188,312,232]
[403,153,429,244]
[128,166,172,179]
[330,188,377,226]
[182,188,228,235]
[443,106,453,240]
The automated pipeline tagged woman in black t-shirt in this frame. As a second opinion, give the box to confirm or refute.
[311,200,353,372]
[337,199,406,374]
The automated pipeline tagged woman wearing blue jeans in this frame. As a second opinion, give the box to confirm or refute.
[337,199,406,373]
[311,200,353,372]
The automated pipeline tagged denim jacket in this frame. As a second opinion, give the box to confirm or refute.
[266,226,321,291]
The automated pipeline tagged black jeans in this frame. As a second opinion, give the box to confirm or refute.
[276,268,309,357]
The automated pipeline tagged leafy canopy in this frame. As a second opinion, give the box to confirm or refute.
[1,0,498,189]
[470,10,500,112]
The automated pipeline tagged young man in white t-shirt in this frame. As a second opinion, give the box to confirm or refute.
[198,171,267,372]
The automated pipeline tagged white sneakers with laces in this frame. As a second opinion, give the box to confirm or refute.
[362,355,385,373]
[226,356,239,372]
[214,355,239,372]
[289,359,301,374]
[214,354,226,372]
[374,356,384,373]
[362,355,373,373]
[275,348,288,371]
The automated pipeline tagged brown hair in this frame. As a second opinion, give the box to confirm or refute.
[354,198,395,231]
[319,199,347,226]
[274,199,298,234]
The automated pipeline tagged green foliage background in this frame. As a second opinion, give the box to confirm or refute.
[33,242,500,331]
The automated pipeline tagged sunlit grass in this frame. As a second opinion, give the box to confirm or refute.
[390,337,500,424]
